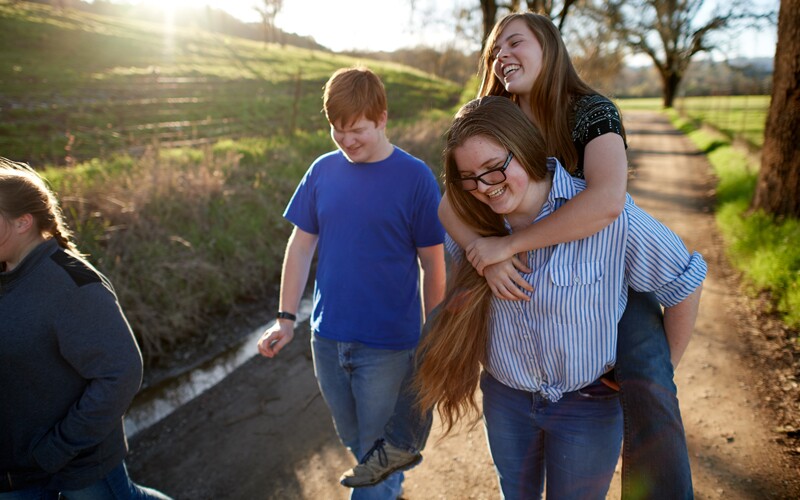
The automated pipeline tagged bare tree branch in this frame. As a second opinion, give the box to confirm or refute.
[601,0,775,107]
[253,0,284,45]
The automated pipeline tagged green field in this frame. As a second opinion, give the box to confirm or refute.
[673,95,770,149]
[617,95,769,150]
[0,1,460,165]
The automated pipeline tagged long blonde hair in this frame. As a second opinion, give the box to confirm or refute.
[478,12,598,172]
[0,158,78,255]
[415,96,547,434]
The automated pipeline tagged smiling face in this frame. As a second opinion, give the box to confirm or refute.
[490,18,544,102]
[330,112,390,164]
[452,135,538,219]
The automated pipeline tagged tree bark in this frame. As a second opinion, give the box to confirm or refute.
[752,0,800,218]
[659,70,682,108]
[480,0,499,48]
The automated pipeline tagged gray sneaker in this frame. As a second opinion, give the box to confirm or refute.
[339,439,422,488]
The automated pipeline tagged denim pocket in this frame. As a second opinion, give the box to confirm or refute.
[577,379,620,400]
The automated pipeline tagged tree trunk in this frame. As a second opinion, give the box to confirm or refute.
[480,0,498,48]
[661,72,681,108]
[752,0,800,218]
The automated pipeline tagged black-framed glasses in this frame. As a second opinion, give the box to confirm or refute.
[460,151,513,191]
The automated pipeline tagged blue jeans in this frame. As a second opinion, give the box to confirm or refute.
[616,290,693,499]
[384,291,693,499]
[0,462,171,500]
[382,306,439,455]
[311,333,412,500]
[481,372,623,500]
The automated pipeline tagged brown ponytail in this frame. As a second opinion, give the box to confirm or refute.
[415,260,494,434]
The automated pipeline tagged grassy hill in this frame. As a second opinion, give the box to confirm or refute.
[0,1,461,164]
[1,1,462,367]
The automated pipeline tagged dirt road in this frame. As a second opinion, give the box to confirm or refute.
[127,111,800,499]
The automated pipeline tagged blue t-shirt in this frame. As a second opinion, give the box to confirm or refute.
[284,146,445,349]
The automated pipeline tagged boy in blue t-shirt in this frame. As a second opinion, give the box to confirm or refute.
[256,67,446,499]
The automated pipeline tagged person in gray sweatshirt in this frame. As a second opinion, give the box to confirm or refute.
[0,158,170,500]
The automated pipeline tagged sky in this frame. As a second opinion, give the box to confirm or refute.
[197,0,464,52]
[137,0,779,59]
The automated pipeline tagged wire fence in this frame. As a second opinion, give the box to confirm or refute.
[1,73,327,166]
[674,91,771,152]
[3,68,773,168]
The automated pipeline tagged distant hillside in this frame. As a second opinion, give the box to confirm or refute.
[23,0,329,51]
[612,57,773,98]
[0,1,461,165]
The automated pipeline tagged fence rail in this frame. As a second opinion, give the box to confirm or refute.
[1,73,328,166]
[674,94,769,151]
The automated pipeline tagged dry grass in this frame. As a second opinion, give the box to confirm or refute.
[44,111,455,365]
[53,143,294,361]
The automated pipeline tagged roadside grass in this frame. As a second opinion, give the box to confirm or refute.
[662,107,800,331]
[43,134,331,359]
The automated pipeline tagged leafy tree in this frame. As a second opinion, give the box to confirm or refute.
[752,0,799,218]
[603,0,775,108]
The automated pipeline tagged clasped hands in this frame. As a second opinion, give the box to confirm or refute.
[466,236,533,301]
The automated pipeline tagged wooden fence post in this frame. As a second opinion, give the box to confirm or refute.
[290,69,302,135]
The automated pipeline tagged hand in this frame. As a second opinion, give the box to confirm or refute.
[257,320,295,358]
[466,236,514,275]
[483,258,533,301]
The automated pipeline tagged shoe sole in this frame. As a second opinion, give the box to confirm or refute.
[342,455,424,488]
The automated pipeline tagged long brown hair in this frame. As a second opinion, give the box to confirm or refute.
[478,12,597,172]
[415,96,547,434]
[0,157,78,254]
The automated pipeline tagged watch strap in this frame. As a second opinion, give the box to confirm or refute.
[276,311,297,322]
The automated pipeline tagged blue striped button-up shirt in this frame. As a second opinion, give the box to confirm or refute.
[446,159,707,401]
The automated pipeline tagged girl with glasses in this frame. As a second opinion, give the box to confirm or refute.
[343,13,700,498]
[417,95,705,499]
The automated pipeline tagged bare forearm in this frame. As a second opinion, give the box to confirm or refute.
[421,272,445,321]
[418,245,446,320]
[278,230,317,315]
[508,133,628,254]
[663,285,703,368]
[507,186,623,254]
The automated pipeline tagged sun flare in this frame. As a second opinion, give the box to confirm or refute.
[139,0,196,22]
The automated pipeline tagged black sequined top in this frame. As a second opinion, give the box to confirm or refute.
[569,94,626,178]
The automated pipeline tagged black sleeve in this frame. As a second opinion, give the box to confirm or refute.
[571,95,627,177]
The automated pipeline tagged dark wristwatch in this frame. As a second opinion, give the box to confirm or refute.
[276,311,297,322]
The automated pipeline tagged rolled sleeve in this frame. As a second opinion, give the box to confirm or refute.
[624,200,708,307]
[652,251,707,307]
